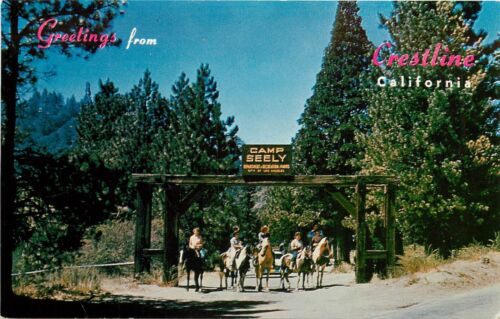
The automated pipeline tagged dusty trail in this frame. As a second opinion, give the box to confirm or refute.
[100,252,500,318]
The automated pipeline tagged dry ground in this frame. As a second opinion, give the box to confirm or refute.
[97,251,500,318]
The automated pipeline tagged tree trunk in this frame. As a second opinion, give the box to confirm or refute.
[1,0,20,309]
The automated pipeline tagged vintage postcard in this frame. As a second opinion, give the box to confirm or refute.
[1,1,499,318]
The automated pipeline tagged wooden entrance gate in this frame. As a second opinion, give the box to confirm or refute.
[131,174,397,284]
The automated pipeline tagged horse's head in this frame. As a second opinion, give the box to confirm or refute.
[243,245,253,255]
[302,246,312,259]
[260,238,271,256]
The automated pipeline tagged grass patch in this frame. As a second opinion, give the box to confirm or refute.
[13,268,103,300]
[393,241,498,278]
[392,245,445,278]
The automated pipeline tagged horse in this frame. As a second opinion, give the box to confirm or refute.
[179,246,204,292]
[312,237,332,288]
[279,246,313,291]
[254,237,273,291]
[220,250,237,289]
[235,245,252,292]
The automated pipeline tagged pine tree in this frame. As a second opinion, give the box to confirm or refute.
[294,0,372,175]
[153,64,239,175]
[360,2,499,255]
[263,1,372,261]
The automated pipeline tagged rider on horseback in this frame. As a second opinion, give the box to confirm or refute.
[258,225,275,268]
[311,230,322,251]
[290,232,303,269]
[307,224,323,244]
[189,227,205,258]
[228,229,243,268]
[258,225,270,246]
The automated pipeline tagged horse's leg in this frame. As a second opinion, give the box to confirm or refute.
[240,270,245,292]
[280,271,284,290]
[316,267,320,288]
[319,266,326,287]
[200,271,204,291]
[255,268,259,291]
[296,271,300,290]
[259,271,263,292]
[187,269,190,291]
[194,271,198,292]
[320,266,324,288]
[224,269,228,289]
[302,272,306,290]
[265,268,270,290]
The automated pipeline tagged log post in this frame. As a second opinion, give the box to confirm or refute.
[385,183,396,275]
[135,182,152,275]
[163,184,180,284]
[355,183,367,283]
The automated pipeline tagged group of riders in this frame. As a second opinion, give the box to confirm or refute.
[187,223,327,270]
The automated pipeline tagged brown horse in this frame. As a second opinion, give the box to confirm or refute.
[312,237,332,288]
[280,246,313,291]
[254,237,273,291]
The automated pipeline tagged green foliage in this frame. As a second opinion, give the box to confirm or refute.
[256,187,338,246]
[2,0,124,295]
[77,66,247,257]
[294,0,372,175]
[179,187,258,256]
[360,1,500,256]
[13,149,121,272]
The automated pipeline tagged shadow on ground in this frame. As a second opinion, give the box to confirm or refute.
[4,294,281,318]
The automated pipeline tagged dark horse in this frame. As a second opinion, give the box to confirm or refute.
[179,247,204,292]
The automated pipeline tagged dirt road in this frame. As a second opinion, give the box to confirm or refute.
[101,252,500,318]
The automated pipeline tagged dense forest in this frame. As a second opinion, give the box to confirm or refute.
[3,1,499,292]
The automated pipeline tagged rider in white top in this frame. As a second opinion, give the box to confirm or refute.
[228,230,243,267]
[290,232,303,268]
[189,227,205,258]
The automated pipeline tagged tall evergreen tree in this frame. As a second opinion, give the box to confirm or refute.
[153,64,239,175]
[260,1,372,261]
[360,2,499,256]
[294,0,372,175]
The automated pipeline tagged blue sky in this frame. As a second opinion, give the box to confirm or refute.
[33,1,499,144]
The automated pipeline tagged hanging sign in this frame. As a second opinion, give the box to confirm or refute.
[242,144,292,175]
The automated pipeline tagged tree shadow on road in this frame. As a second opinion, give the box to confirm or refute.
[4,294,281,318]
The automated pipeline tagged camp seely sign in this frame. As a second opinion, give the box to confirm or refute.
[242,144,292,176]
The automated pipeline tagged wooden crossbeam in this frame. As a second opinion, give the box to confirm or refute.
[131,174,398,187]
[142,248,163,256]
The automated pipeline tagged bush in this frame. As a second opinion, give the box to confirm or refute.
[76,219,135,275]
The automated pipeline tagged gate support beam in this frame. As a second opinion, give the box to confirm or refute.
[385,184,396,275]
[328,189,356,218]
[355,183,367,283]
[163,184,180,284]
[135,182,152,275]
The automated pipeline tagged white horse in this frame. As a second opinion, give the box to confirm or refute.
[220,250,237,289]
[235,245,252,292]
[312,237,332,288]
[279,246,313,291]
